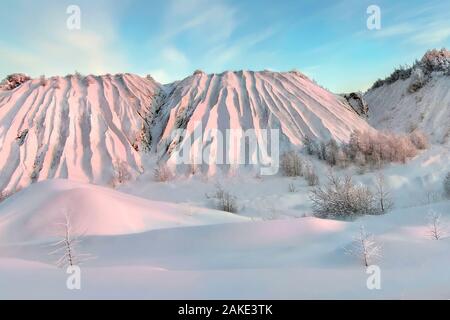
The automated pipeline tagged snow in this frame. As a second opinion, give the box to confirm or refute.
[0,71,373,191]
[365,73,450,145]
[0,179,248,244]
[1,200,449,299]
[151,70,373,173]
[0,145,449,299]
[0,74,160,192]
[0,68,449,299]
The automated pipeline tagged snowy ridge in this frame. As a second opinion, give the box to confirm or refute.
[365,49,450,145]
[365,73,450,145]
[0,74,161,191]
[0,70,374,189]
[151,70,372,169]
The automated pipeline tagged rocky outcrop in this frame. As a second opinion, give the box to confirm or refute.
[343,92,369,117]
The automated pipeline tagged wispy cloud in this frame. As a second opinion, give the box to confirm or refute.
[0,1,130,77]
[204,27,279,70]
[148,46,191,83]
[408,22,450,45]
[369,21,450,46]
[358,1,450,46]
[372,24,416,38]
[161,0,238,44]
[145,0,239,83]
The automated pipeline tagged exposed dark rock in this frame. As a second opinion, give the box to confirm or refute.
[343,92,369,117]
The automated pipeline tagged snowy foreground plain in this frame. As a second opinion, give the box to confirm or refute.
[0,146,449,299]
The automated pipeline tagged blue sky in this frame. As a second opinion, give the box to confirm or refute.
[1,0,450,92]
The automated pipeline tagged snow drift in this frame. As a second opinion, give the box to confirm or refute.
[0,179,248,243]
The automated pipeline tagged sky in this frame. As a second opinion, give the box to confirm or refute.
[1,0,450,93]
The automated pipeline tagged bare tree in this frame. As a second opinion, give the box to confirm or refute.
[49,212,89,268]
[427,211,446,240]
[153,163,173,182]
[346,226,382,267]
[374,172,393,213]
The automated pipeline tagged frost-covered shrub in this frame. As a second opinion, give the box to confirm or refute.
[304,164,319,186]
[348,131,419,165]
[325,139,340,167]
[112,160,132,186]
[346,226,382,267]
[370,65,412,89]
[218,191,237,213]
[153,164,173,182]
[207,183,238,213]
[408,68,429,93]
[288,183,297,193]
[280,151,303,177]
[409,130,429,150]
[370,49,450,90]
[420,48,450,74]
[303,136,318,156]
[371,78,385,90]
[0,73,31,90]
[307,130,426,169]
[444,172,450,199]
[310,171,378,219]
[385,65,412,84]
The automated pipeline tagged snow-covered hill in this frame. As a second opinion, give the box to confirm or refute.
[150,70,372,172]
[365,49,450,145]
[0,74,160,192]
[0,70,373,189]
